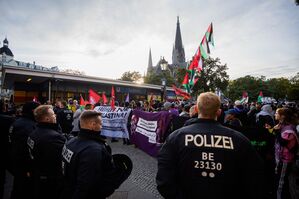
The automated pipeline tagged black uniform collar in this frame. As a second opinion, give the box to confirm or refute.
[78,129,106,144]
[189,118,218,125]
[37,122,59,130]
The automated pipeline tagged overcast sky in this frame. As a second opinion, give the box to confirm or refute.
[1,0,298,80]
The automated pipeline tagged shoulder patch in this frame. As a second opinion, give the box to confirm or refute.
[62,145,74,163]
[27,137,35,149]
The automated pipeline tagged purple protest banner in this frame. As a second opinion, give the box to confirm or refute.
[130,110,173,157]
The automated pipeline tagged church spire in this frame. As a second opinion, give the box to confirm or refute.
[147,48,153,75]
[148,48,153,68]
[172,16,185,67]
[174,16,183,51]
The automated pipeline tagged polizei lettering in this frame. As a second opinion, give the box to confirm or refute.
[185,134,234,150]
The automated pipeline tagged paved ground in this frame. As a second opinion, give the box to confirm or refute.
[108,140,162,199]
[3,139,163,199]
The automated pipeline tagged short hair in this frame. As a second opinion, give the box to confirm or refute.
[197,92,221,118]
[84,104,93,110]
[62,101,67,107]
[80,110,102,125]
[34,105,53,122]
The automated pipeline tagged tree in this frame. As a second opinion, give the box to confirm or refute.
[288,72,299,100]
[144,70,175,86]
[266,78,290,100]
[192,57,229,95]
[226,75,268,102]
[119,71,142,82]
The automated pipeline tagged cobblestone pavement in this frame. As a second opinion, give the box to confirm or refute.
[108,139,163,199]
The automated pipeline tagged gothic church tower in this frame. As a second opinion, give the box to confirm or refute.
[172,16,186,68]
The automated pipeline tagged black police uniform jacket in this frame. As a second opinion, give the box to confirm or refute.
[156,118,265,199]
[61,129,128,199]
[27,122,66,199]
[9,116,36,175]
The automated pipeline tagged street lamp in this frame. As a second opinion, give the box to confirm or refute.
[160,57,168,102]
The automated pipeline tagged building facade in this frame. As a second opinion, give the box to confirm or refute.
[0,38,175,104]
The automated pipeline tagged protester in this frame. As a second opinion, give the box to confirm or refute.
[233,100,248,126]
[256,104,275,128]
[56,101,73,135]
[27,105,66,199]
[266,108,298,199]
[179,104,190,117]
[71,103,93,137]
[61,110,132,199]
[224,109,243,128]
[156,92,265,199]
[9,101,40,199]
[184,104,198,126]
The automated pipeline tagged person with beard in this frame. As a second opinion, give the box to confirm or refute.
[9,101,40,199]
[27,105,66,199]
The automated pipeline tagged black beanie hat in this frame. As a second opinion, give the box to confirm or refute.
[22,101,40,118]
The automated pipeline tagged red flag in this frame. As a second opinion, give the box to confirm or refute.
[89,89,101,105]
[149,93,154,106]
[110,86,115,110]
[33,96,38,102]
[182,73,189,85]
[172,85,191,99]
[102,92,108,104]
[80,95,85,106]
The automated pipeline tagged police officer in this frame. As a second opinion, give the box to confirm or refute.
[56,101,73,135]
[0,99,15,199]
[61,110,132,199]
[9,101,39,199]
[27,105,66,199]
[156,92,265,199]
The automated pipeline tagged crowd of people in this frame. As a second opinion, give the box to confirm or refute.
[0,93,298,199]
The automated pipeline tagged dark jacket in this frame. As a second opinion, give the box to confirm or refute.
[0,113,14,198]
[56,107,73,134]
[0,113,15,166]
[61,129,130,199]
[27,122,66,199]
[9,116,36,175]
[156,118,265,199]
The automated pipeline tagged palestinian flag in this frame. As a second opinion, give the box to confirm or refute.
[200,22,214,58]
[189,47,203,72]
[200,36,209,59]
[172,85,191,100]
[240,91,249,104]
[205,23,214,46]
[182,73,190,93]
[257,91,263,103]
